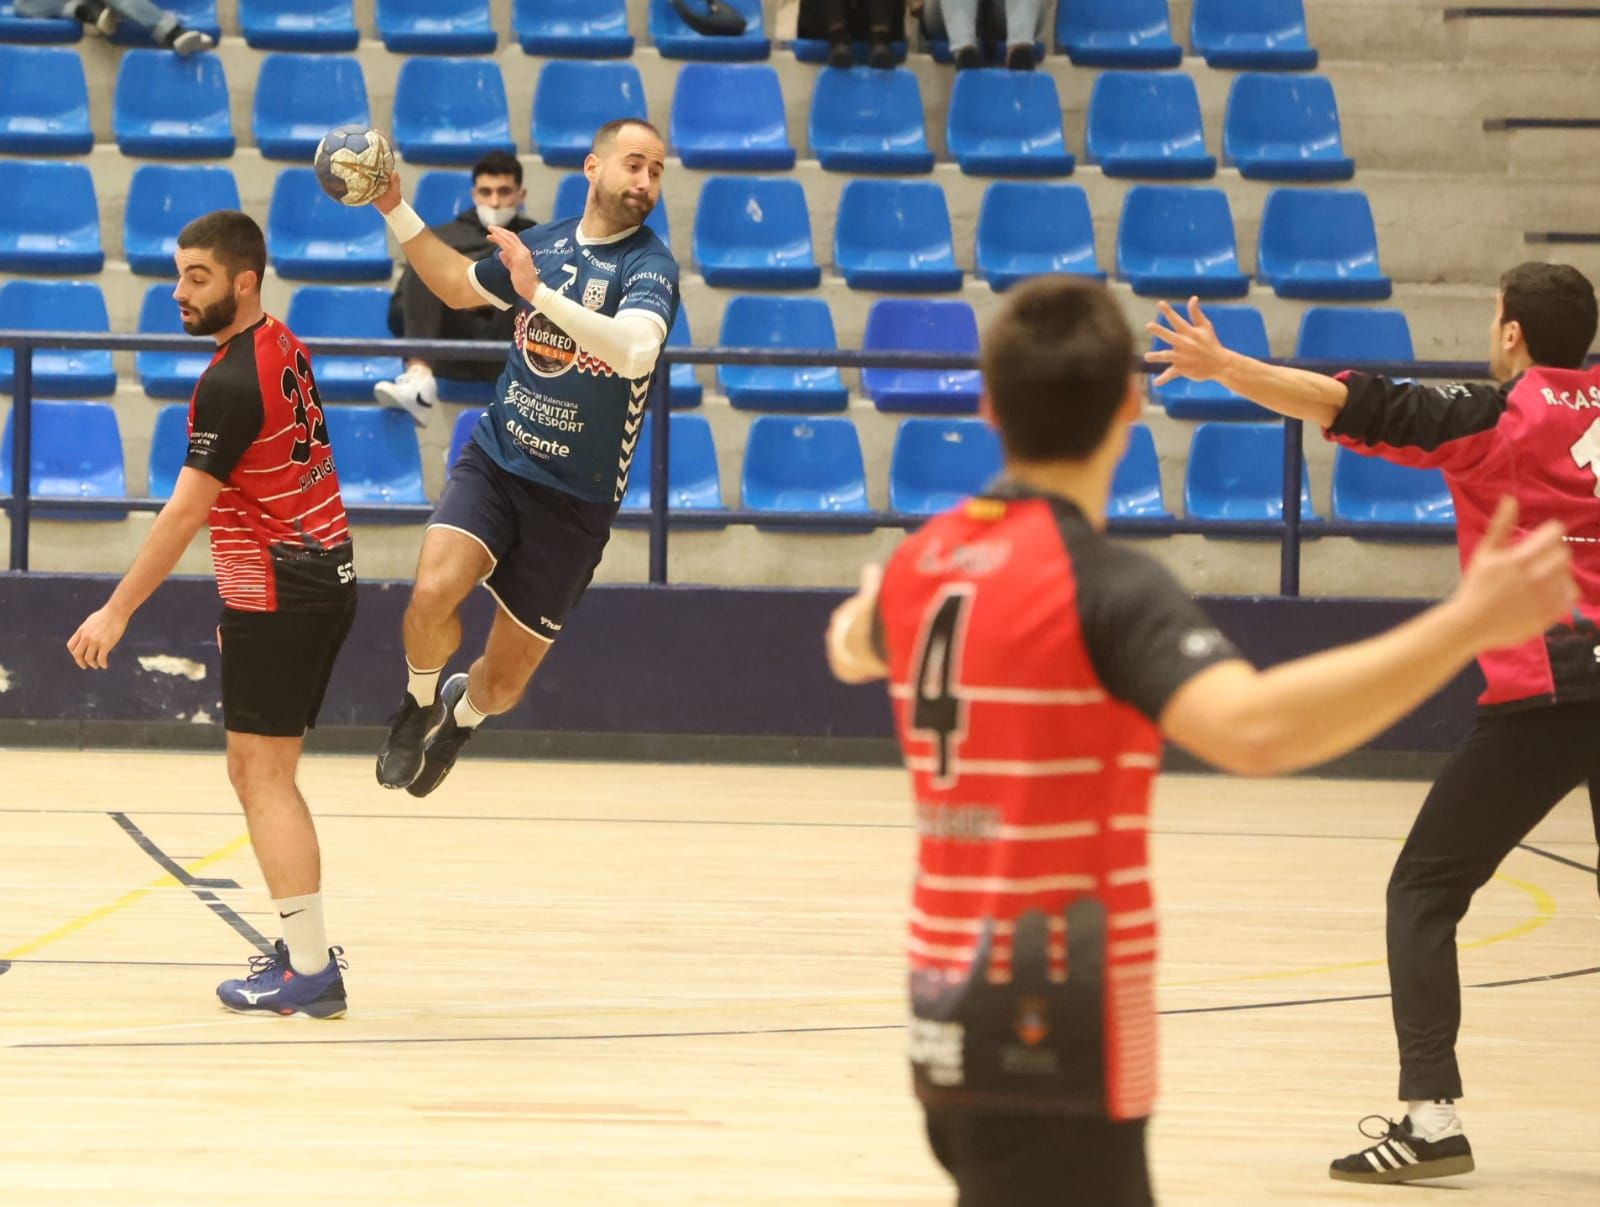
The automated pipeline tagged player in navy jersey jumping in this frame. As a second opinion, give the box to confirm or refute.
[1150,264,1600,1185]
[826,277,1577,1205]
[361,119,679,795]
[67,212,356,1018]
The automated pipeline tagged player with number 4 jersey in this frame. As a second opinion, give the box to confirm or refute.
[1149,263,1600,1186]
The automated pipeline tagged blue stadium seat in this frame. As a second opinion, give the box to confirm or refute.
[268,168,393,281]
[808,66,933,174]
[947,70,1073,177]
[1257,188,1391,300]
[1332,447,1455,526]
[1117,186,1249,298]
[533,60,647,168]
[665,307,702,408]
[861,299,981,414]
[436,378,496,406]
[1110,424,1172,519]
[0,281,116,397]
[1192,0,1317,69]
[0,400,126,520]
[1296,306,1414,366]
[1151,304,1271,420]
[0,2,79,42]
[376,0,495,54]
[552,171,670,242]
[1224,73,1353,182]
[693,176,820,289]
[135,284,212,400]
[742,416,868,515]
[113,49,234,158]
[717,296,847,412]
[620,412,724,512]
[0,45,91,153]
[322,405,427,506]
[393,58,514,166]
[976,182,1104,290]
[109,0,218,45]
[835,180,962,293]
[445,407,483,469]
[125,164,241,277]
[147,403,189,499]
[0,160,102,273]
[649,0,770,61]
[514,0,633,57]
[1057,0,1181,67]
[889,418,1002,515]
[1185,422,1318,521]
[670,63,794,170]
[240,0,359,51]
[286,287,403,402]
[413,169,473,228]
[254,55,369,161]
[1087,71,1215,179]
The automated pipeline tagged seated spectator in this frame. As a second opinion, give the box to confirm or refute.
[17,0,215,54]
[799,0,905,69]
[378,152,537,426]
[916,0,1044,70]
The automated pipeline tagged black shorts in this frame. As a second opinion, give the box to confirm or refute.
[219,600,356,738]
[924,1109,1153,1207]
[429,439,614,642]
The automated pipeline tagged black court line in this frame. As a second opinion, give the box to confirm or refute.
[4,958,238,968]
[1517,842,1599,876]
[110,813,275,957]
[0,961,9,978]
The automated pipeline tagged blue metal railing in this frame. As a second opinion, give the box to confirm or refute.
[0,330,1473,593]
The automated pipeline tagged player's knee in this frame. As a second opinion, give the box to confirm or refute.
[409,571,467,624]
[226,744,294,805]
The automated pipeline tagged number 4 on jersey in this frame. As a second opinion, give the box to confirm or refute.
[910,586,976,787]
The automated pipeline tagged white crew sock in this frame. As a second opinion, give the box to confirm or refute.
[453,683,490,730]
[407,661,444,707]
[273,892,330,975]
[1405,1099,1461,1141]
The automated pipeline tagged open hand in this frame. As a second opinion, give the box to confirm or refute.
[1455,497,1578,652]
[67,607,129,670]
[1145,298,1232,387]
[486,226,540,301]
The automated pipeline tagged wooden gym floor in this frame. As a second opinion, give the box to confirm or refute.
[1,750,1596,1205]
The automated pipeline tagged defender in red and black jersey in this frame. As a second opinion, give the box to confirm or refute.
[828,277,1576,1206]
[69,212,354,1020]
[1149,263,1600,1185]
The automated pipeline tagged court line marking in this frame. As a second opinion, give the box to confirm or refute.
[1518,841,1600,875]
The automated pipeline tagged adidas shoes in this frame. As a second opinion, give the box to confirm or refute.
[375,365,439,428]
[217,941,348,1019]
[1329,1113,1474,1184]
[407,673,475,798]
[377,690,446,789]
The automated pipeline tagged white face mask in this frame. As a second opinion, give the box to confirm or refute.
[476,204,520,229]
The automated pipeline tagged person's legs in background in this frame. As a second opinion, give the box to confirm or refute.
[1003,0,1044,68]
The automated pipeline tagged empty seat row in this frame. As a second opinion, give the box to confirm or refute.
[1060,0,1316,69]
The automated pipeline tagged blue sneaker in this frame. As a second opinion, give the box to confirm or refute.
[216,940,348,1018]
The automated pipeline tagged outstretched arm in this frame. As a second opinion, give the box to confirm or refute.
[826,565,888,684]
[372,169,485,312]
[1146,298,1350,430]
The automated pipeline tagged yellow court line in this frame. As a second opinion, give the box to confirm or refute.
[1,833,252,961]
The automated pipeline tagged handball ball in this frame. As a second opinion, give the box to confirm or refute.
[314,126,395,207]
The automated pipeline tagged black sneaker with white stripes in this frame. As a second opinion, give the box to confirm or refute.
[1329,1114,1474,1184]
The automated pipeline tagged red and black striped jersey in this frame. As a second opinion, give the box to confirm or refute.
[877,485,1239,1120]
[184,315,354,612]
[1330,368,1600,710]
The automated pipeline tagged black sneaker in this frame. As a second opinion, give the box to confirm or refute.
[954,45,982,71]
[826,38,854,69]
[1329,1114,1474,1184]
[407,673,476,798]
[376,691,445,789]
[867,38,894,69]
[1005,42,1035,71]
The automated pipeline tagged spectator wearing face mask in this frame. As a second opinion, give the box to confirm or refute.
[378,152,538,427]
[16,0,215,53]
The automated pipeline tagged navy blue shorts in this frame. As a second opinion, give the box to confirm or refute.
[429,440,614,642]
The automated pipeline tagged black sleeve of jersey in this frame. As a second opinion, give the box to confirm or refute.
[1329,372,1507,451]
[184,343,264,483]
[1063,521,1243,722]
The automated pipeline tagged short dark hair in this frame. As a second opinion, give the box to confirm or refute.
[980,277,1135,462]
[1500,262,1598,369]
[591,118,664,154]
[175,210,266,283]
[472,151,523,186]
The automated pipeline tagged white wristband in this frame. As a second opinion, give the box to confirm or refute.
[382,201,425,244]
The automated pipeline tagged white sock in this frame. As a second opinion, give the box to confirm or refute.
[454,684,489,730]
[273,892,330,975]
[1406,1099,1460,1140]
[407,661,443,707]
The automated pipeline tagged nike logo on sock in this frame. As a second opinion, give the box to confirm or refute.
[278,909,305,919]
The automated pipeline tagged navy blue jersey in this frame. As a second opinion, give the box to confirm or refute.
[468,217,679,504]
